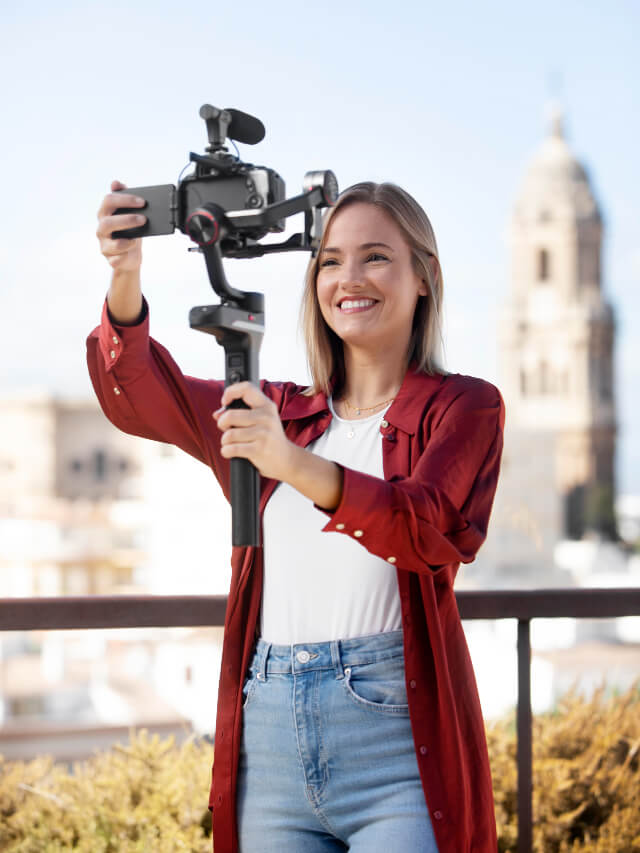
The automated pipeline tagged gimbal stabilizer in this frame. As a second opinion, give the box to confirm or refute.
[114,105,338,546]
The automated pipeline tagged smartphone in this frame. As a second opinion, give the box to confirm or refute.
[112,184,177,239]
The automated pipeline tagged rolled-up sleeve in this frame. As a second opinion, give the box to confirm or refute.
[87,298,230,496]
[320,382,505,574]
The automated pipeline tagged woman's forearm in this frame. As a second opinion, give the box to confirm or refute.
[107,269,143,324]
[283,444,344,512]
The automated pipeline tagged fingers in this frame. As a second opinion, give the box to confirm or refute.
[219,424,262,447]
[219,381,271,410]
[97,214,145,270]
[219,440,256,462]
[213,385,289,478]
[214,404,272,432]
[97,180,146,221]
[96,212,146,239]
[214,406,252,428]
[96,180,147,269]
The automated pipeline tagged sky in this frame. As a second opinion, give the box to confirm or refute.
[1,0,639,492]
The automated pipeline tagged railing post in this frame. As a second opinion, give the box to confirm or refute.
[517,618,533,853]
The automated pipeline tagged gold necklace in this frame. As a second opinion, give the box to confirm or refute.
[343,395,396,417]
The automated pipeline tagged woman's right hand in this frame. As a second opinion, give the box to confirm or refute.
[96,180,146,274]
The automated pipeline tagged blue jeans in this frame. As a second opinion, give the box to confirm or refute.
[237,630,439,852]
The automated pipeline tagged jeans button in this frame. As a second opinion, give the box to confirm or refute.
[296,650,311,663]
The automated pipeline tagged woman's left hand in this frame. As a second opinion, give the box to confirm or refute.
[213,382,294,481]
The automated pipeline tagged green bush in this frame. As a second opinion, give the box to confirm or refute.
[1,687,638,851]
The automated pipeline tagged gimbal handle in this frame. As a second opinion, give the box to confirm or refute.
[189,247,264,547]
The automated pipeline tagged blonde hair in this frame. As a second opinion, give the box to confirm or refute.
[300,181,446,395]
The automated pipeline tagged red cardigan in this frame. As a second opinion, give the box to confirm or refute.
[87,300,505,852]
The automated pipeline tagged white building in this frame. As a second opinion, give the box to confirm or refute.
[0,393,229,752]
[472,107,618,591]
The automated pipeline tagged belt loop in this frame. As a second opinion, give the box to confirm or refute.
[258,641,271,682]
[331,640,345,679]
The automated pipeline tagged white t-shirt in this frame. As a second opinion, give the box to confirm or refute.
[260,398,402,644]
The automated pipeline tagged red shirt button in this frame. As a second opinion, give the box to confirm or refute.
[410,679,417,689]
[419,745,427,755]
[434,810,443,820]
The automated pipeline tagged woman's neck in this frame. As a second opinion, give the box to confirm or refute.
[337,348,409,411]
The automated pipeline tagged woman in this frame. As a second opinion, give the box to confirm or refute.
[90,180,505,852]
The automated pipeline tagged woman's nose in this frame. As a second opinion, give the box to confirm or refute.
[339,260,365,288]
[340,278,365,291]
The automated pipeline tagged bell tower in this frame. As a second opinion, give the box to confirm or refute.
[499,107,616,539]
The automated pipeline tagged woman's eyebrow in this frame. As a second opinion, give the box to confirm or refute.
[320,241,394,254]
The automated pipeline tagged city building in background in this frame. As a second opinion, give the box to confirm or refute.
[502,106,616,542]
[0,393,228,759]
[0,394,146,597]
[473,108,621,589]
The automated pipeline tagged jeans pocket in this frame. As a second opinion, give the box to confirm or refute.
[242,672,258,710]
[341,656,410,715]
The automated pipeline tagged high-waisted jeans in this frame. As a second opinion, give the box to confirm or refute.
[236,630,439,852]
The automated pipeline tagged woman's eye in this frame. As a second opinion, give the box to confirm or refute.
[366,253,388,262]
[319,258,339,267]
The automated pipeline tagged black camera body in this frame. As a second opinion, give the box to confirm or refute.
[113,104,336,258]
[113,168,286,248]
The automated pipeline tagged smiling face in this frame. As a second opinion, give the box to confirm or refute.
[316,202,427,358]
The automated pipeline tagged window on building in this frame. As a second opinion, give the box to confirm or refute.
[599,358,612,401]
[520,368,527,396]
[9,695,46,718]
[93,449,107,481]
[538,248,550,281]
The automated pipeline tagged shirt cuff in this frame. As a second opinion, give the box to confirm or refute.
[106,299,148,327]
[99,296,150,374]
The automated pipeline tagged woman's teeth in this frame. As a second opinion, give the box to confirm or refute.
[340,299,376,310]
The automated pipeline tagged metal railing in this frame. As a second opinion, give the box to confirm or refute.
[2,587,640,853]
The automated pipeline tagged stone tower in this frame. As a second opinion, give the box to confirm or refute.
[499,108,616,539]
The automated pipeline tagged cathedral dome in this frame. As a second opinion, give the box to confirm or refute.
[514,107,601,222]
